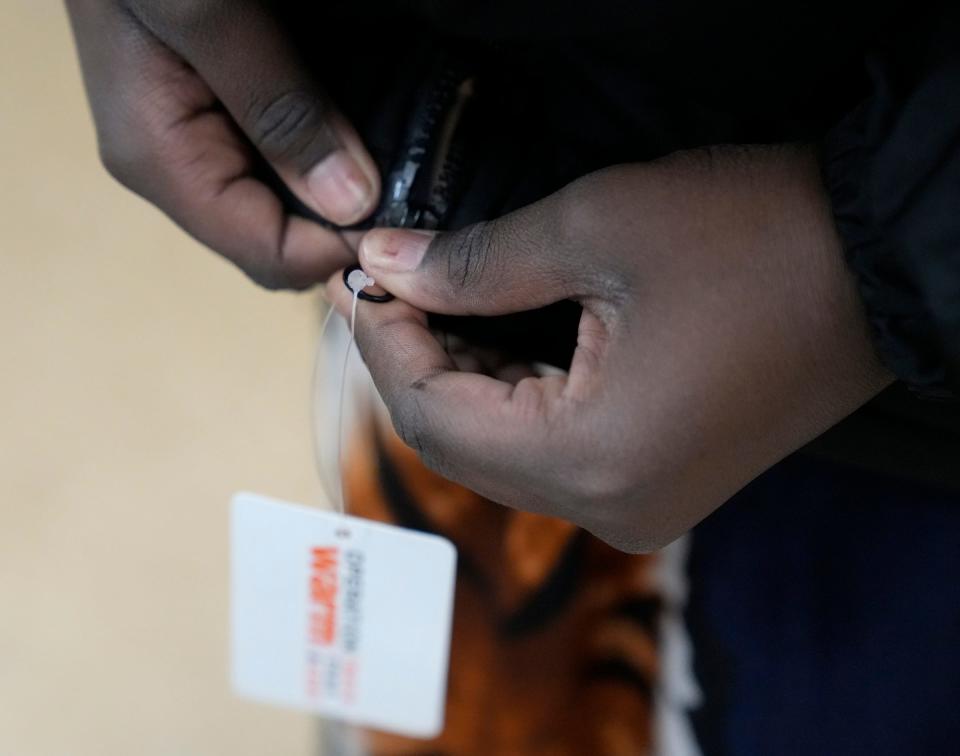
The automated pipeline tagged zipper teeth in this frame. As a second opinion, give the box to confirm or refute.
[408,61,473,226]
[423,78,474,224]
[379,56,475,229]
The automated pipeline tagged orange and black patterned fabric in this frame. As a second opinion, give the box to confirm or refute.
[344,416,663,756]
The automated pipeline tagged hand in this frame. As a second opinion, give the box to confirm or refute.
[65,0,380,288]
[328,146,893,552]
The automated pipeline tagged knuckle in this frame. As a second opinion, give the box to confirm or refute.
[592,524,670,555]
[591,495,689,553]
[242,265,293,291]
[551,173,634,299]
[391,400,430,456]
[564,447,687,554]
[390,393,452,479]
[440,221,502,293]
[551,440,656,550]
[554,172,607,238]
[566,456,633,507]
[246,90,332,167]
[546,422,634,506]
[574,480,668,555]
[97,136,146,191]
[238,249,316,292]
[231,243,297,291]
[128,0,224,31]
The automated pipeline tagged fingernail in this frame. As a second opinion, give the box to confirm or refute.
[361,229,433,273]
[307,150,374,225]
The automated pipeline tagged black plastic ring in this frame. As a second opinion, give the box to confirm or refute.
[343,263,395,303]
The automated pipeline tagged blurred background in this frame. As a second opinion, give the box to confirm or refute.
[1,2,322,753]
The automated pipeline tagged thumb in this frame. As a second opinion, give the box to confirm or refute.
[358,200,592,315]
[128,0,380,227]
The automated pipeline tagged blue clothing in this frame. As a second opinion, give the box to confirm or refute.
[688,455,960,755]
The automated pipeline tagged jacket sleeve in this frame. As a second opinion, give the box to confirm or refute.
[823,1,960,398]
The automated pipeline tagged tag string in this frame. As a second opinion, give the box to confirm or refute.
[311,305,339,510]
[311,270,375,515]
[334,290,361,514]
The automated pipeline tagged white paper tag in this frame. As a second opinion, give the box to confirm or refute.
[230,492,457,738]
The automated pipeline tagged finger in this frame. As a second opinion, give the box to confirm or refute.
[325,271,583,513]
[357,193,623,315]
[493,362,539,385]
[127,0,380,226]
[67,2,353,288]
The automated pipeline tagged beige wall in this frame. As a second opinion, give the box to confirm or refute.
[1,3,322,754]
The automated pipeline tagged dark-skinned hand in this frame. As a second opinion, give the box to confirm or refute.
[66,0,379,288]
[328,146,893,552]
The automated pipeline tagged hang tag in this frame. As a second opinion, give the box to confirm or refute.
[230,492,457,738]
